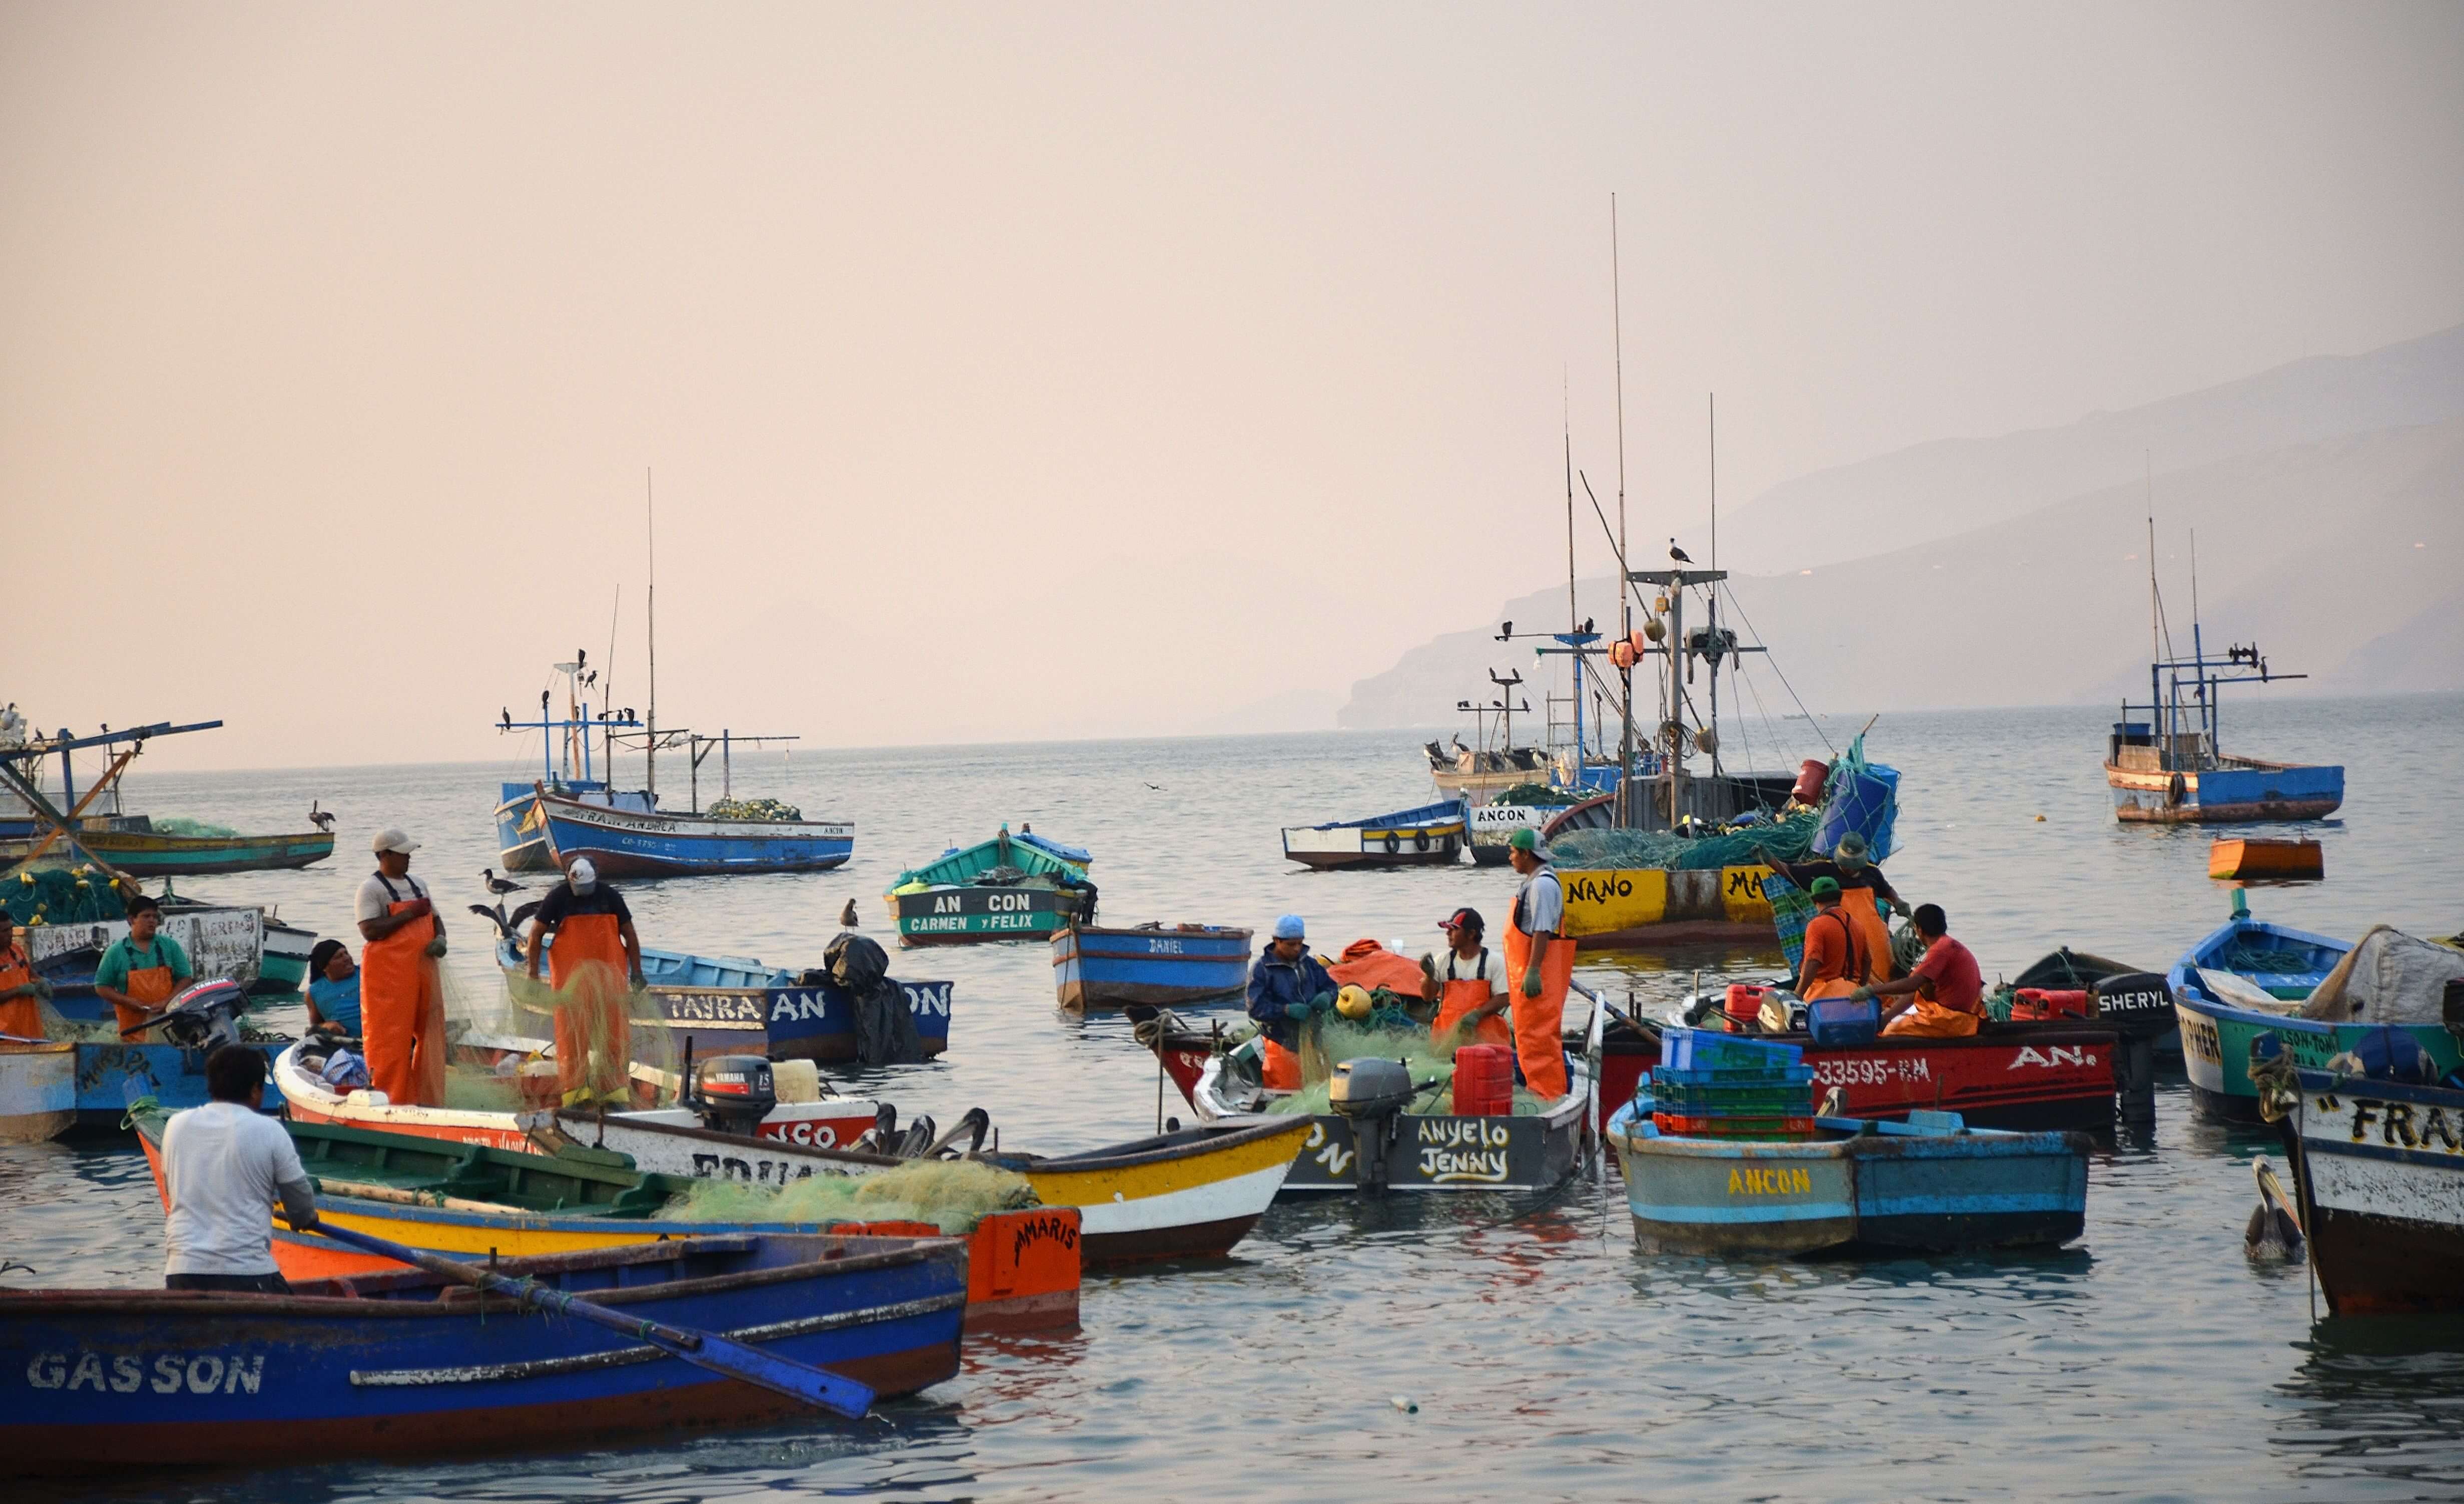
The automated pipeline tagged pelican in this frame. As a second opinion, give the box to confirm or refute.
[306,801,335,833]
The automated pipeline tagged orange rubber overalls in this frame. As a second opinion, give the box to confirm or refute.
[1504,871,1575,1099]
[547,910,633,1107]
[111,933,184,1036]
[362,877,447,1107]
[1796,908,1867,1002]
[0,936,40,1039]
[1836,883,1896,985]
[1430,945,1511,1051]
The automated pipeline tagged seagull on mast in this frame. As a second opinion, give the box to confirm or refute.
[1668,539,1694,565]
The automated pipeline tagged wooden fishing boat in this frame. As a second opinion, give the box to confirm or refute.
[1466,800,1575,867]
[2282,1068,2464,1315]
[2010,944,2181,1067]
[1607,1098,2089,1256]
[0,1040,74,1143]
[525,784,855,878]
[488,932,952,1062]
[273,1040,890,1155]
[0,1231,965,1474]
[2174,909,2464,1122]
[0,823,334,876]
[2208,837,2324,881]
[1280,799,1468,872]
[128,1108,1077,1337]
[885,828,1096,946]
[2103,614,2341,822]
[1,718,334,875]
[1052,923,1252,1011]
[60,1040,284,1135]
[31,902,272,1012]
[1530,823,1779,946]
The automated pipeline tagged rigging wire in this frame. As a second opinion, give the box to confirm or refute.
[1717,582,1835,756]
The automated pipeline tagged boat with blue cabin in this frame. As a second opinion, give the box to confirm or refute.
[492,658,851,878]
[1052,923,1252,1011]
[1280,798,1468,871]
[1608,1097,2090,1256]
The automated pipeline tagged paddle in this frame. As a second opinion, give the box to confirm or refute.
[286,1217,875,1419]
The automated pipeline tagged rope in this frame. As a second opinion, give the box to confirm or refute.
[1719,584,1834,756]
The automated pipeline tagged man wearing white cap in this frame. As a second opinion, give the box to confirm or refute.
[354,829,446,1106]
[524,857,644,1107]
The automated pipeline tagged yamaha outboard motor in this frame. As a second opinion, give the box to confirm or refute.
[1327,1056,1416,1191]
[686,1054,775,1136]
[153,978,248,1053]
[2092,972,2175,1127]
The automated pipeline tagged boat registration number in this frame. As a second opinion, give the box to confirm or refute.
[1811,1056,1932,1087]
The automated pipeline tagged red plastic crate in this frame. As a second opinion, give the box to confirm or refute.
[1651,1110,1817,1140]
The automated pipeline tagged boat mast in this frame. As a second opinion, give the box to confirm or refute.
[1564,377,1583,768]
[1706,393,1720,778]
[1611,193,1636,828]
[646,468,659,804]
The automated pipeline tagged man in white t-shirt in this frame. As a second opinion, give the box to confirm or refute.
[160,1044,318,1293]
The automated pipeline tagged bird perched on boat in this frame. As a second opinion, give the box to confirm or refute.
[1668,539,1694,565]
[2245,1159,2305,1262]
[481,868,524,896]
[501,707,513,730]
[838,899,859,928]
[307,801,335,833]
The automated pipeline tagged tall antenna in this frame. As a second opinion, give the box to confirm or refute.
[1708,393,1717,570]
[646,468,659,802]
[1564,370,1576,632]
[1611,192,1634,826]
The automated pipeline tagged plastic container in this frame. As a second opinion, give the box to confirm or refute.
[1661,1027,1804,1071]
[1815,761,1901,861]
[1806,996,1881,1048]
[1652,1061,1816,1087]
[1723,983,1769,1032]
[1652,1110,1818,1140]
[1452,1043,1515,1115]
[2011,988,2090,1022]
[1792,758,1829,806]
[1646,1078,1819,1115]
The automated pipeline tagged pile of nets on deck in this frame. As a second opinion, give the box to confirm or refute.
[1551,807,1820,872]
[704,797,802,822]
[152,818,240,839]
[1265,1019,1550,1117]
[6,868,127,925]
[1490,783,1566,807]
[663,1159,1038,1235]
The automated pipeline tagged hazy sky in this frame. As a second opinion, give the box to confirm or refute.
[7,3,2460,770]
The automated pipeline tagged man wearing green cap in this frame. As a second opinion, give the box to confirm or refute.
[1502,828,1573,1097]
[1793,876,1867,1002]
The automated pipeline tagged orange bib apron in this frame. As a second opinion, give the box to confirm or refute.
[1883,998,1981,1038]
[1797,911,1865,1002]
[1502,910,1574,1100]
[1431,948,1511,1051]
[114,941,182,1036]
[1838,886,1895,984]
[1260,1036,1301,1091]
[0,943,39,1039]
[547,911,633,1107]
[362,897,446,1107]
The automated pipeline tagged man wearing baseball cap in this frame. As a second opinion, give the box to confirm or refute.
[1427,907,1511,1050]
[1792,875,1866,1003]
[524,857,645,1107]
[354,828,446,1106]
[1504,828,1575,1097]
[1245,914,1335,1091]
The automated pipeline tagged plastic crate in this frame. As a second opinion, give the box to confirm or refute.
[1651,1062,1817,1088]
[1651,1110,1818,1140]
[1660,1027,1803,1071]
[1646,1080,1818,1116]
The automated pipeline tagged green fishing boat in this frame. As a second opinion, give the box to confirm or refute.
[883,826,1097,947]
[2,719,334,876]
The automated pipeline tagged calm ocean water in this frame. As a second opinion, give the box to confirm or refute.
[9,693,2463,1502]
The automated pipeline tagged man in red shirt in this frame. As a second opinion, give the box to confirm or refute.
[1859,904,1981,1038]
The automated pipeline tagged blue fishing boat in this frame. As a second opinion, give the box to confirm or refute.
[1279,799,1468,871]
[490,933,952,1062]
[0,1232,965,1474]
[493,658,851,878]
[2171,901,2462,1122]
[1051,924,1252,1011]
[64,1039,284,1134]
[1607,1098,2089,1256]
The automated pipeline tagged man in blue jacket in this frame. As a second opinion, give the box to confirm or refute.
[1247,913,1335,1091]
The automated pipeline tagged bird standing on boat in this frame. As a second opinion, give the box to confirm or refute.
[307,801,335,833]
[481,868,523,896]
[838,899,859,928]
[1668,539,1693,565]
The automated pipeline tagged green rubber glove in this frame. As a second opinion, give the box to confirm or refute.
[1522,965,1543,999]
[1284,1001,1313,1023]
[425,937,448,959]
[1311,991,1336,1014]
[1850,985,1875,1003]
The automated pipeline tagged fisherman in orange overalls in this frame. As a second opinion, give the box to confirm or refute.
[96,894,193,1036]
[356,828,447,1106]
[1794,877,1867,1002]
[524,857,644,1107]
[1426,906,1510,1051]
[1503,829,1574,1099]
[0,916,54,1038]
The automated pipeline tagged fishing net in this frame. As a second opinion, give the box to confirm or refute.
[704,797,802,822]
[1265,1019,1549,1117]
[2221,943,2327,975]
[1813,733,1900,861]
[151,817,239,839]
[5,869,127,925]
[1551,808,1821,872]
[1765,872,1814,974]
[491,959,680,1110]
[1491,783,1564,807]
[664,1159,1038,1235]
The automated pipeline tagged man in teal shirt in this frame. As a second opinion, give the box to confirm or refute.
[95,897,195,1033]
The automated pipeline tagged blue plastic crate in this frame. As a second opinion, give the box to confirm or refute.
[1660,1027,1804,1071]
[1652,1062,1816,1088]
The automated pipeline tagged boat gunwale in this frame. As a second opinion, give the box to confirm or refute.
[532,784,854,838]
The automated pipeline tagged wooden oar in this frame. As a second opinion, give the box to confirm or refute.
[286,1217,876,1419]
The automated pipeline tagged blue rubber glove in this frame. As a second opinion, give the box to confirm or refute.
[1284,1002,1313,1023]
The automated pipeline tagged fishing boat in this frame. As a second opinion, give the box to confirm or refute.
[2102,546,2341,821]
[273,1040,891,1155]
[2281,1067,2464,1315]
[2208,837,2324,881]
[2173,904,2464,1122]
[129,1107,1079,1336]
[486,929,952,1062]
[32,901,277,1020]
[0,719,333,875]
[0,1229,965,1474]
[1466,799,1576,867]
[1052,923,1252,1011]
[1279,799,1468,872]
[0,1040,73,1143]
[494,660,852,877]
[886,827,1097,946]
[1606,1098,2089,1256]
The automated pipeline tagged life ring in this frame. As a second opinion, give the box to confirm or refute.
[2166,773,2187,807]
[1383,833,1401,854]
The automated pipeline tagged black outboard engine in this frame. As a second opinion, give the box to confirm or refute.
[2092,972,2175,1127]
[686,1054,775,1136]
[1327,1056,1416,1191]
[154,978,247,1053]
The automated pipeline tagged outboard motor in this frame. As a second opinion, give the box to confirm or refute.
[1327,1056,1416,1191]
[153,978,248,1053]
[2092,972,2175,1127]
[686,1054,775,1136]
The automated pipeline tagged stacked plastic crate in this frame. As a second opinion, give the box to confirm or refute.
[1644,1027,1819,1140]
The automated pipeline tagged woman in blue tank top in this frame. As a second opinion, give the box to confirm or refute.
[304,938,363,1035]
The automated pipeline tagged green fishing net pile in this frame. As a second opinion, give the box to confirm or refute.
[2221,943,2327,974]
[1550,807,1819,872]
[1265,1019,1549,1117]
[1491,783,1568,807]
[704,797,802,822]
[152,818,240,839]
[664,1160,1038,1234]
[5,869,126,925]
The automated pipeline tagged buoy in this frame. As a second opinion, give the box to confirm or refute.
[1628,627,1649,657]
[1609,640,1636,669]
[2035,814,2046,822]
[1643,616,1666,643]
[1390,1395,1418,1413]
[1694,726,1718,755]
[1336,984,1373,1020]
